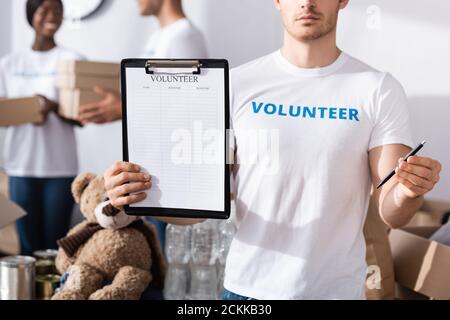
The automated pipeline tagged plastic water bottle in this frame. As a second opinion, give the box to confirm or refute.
[191,220,219,265]
[163,224,191,300]
[217,219,236,297]
[165,224,191,264]
[164,264,190,300]
[188,220,219,300]
[218,219,236,264]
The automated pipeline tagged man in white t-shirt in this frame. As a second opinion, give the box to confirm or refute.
[102,0,442,299]
[77,0,207,125]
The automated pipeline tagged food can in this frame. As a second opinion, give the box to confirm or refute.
[0,256,36,300]
[33,250,58,261]
[34,249,59,276]
[35,274,61,300]
[35,259,57,276]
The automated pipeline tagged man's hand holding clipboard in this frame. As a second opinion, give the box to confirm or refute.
[117,59,230,219]
[104,161,207,225]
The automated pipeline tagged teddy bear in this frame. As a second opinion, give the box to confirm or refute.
[51,173,167,300]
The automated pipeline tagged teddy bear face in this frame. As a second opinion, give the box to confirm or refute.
[72,173,107,223]
[80,177,107,223]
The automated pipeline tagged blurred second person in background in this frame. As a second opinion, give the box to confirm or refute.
[78,0,208,125]
[0,0,83,255]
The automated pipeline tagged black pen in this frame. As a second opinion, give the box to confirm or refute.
[376,140,427,189]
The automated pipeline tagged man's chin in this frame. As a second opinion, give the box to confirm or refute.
[296,31,324,41]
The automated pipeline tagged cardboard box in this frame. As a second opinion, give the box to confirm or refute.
[406,199,450,227]
[59,89,102,119]
[0,171,21,256]
[0,170,7,197]
[0,193,26,230]
[395,284,428,300]
[0,97,43,126]
[364,196,395,300]
[57,60,119,77]
[390,226,450,300]
[55,60,120,119]
[56,74,120,91]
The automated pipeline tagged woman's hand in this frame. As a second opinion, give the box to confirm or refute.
[104,161,152,209]
[35,95,58,125]
[78,86,122,124]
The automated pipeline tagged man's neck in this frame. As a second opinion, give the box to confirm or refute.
[280,29,341,69]
[156,0,186,28]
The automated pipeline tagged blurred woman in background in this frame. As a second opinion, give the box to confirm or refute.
[0,0,83,255]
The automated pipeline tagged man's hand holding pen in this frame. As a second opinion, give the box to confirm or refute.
[395,155,442,199]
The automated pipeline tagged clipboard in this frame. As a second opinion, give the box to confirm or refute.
[121,59,230,219]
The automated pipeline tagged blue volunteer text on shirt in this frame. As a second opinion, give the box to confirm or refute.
[12,71,56,78]
[252,101,360,122]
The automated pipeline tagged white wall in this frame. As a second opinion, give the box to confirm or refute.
[187,0,283,67]
[4,0,450,200]
[0,1,12,56]
[337,0,450,200]
[0,0,12,168]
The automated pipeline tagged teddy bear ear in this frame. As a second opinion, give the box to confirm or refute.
[71,173,97,204]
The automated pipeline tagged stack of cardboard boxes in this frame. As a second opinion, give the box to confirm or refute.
[57,60,120,119]
[390,199,450,300]
[0,171,22,256]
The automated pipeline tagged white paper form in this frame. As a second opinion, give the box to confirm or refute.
[125,67,225,212]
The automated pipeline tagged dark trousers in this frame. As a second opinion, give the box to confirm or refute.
[145,217,167,254]
[222,288,256,300]
[9,176,75,256]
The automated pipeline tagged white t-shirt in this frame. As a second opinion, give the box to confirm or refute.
[142,18,208,58]
[224,50,413,300]
[0,47,83,177]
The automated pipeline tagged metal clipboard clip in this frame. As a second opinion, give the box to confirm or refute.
[145,60,202,75]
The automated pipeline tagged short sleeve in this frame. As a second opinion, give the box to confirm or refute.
[368,73,414,151]
[166,34,208,59]
[64,50,86,62]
